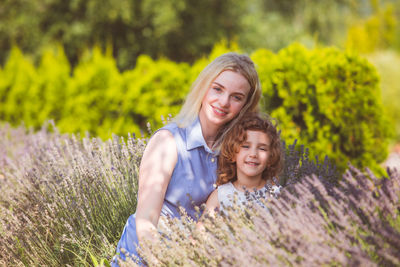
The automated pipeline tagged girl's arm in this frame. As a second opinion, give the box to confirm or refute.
[135,130,178,243]
[196,189,220,230]
[204,189,220,214]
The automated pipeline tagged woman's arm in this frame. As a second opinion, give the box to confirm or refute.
[135,129,178,243]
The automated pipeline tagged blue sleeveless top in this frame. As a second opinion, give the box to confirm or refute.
[114,117,218,263]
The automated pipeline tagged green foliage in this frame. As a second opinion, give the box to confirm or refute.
[0,0,245,69]
[238,0,356,53]
[57,46,125,138]
[0,46,70,130]
[2,0,400,70]
[252,43,391,173]
[0,46,193,140]
[119,55,191,135]
[367,50,400,143]
[0,43,391,173]
[346,1,398,53]
[0,47,37,125]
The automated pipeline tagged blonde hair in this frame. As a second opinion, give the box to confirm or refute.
[173,52,262,148]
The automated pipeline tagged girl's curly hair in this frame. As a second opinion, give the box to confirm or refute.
[217,113,283,186]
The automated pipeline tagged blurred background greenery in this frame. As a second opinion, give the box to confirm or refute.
[1,0,399,69]
[0,0,399,170]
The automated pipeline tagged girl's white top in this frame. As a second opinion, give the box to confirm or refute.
[217,181,281,212]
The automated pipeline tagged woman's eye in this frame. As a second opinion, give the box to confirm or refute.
[241,145,249,148]
[233,95,243,101]
[213,87,222,92]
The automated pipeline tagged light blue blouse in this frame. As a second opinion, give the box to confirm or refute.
[113,117,218,264]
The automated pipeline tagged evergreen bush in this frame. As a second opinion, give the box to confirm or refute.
[118,55,191,136]
[0,43,391,173]
[0,47,192,140]
[252,43,390,173]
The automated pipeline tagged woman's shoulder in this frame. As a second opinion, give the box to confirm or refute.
[158,122,179,131]
[144,127,177,159]
[154,122,187,138]
[148,123,179,143]
[144,121,189,161]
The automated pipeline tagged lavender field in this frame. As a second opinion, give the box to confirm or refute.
[1,0,400,265]
[0,122,399,266]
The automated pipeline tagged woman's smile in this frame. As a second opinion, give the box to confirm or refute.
[211,105,228,116]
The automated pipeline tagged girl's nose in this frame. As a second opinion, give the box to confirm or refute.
[249,149,257,158]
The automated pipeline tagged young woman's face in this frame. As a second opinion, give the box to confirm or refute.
[235,130,270,180]
[199,70,250,129]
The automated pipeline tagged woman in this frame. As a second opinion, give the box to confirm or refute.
[113,52,262,264]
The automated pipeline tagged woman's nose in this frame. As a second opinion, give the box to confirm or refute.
[219,94,230,107]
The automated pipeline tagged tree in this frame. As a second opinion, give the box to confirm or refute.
[0,0,245,70]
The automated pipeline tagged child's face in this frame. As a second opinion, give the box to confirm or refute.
[235,130,270,180]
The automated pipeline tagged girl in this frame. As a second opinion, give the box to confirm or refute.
[113,53,262,265]
[204,113,283,214]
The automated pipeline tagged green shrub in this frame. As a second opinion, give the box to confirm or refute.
[0,43,391,173]
[252,43,391,173]
[346,2,398,53]
[0,46,193,140]
[367,50,400,143]
[0,47,38,126]
[57,46,124,139]
[118,55,191,136]
[0,46,70,130]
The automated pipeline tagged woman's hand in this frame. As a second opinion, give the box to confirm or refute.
[135,129,177,243]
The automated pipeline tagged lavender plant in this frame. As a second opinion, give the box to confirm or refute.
[280,139,339,188]
[0,122,144,266]
[134,167,399,267]
[1,122,398,266]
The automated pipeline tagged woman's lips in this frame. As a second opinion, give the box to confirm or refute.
[211,105,228,117]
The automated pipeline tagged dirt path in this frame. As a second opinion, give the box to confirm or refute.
[384,144,400,171]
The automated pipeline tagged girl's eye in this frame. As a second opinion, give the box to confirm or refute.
[241,145,249,149]
[259,147,267,151]
[213,87,222,92]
